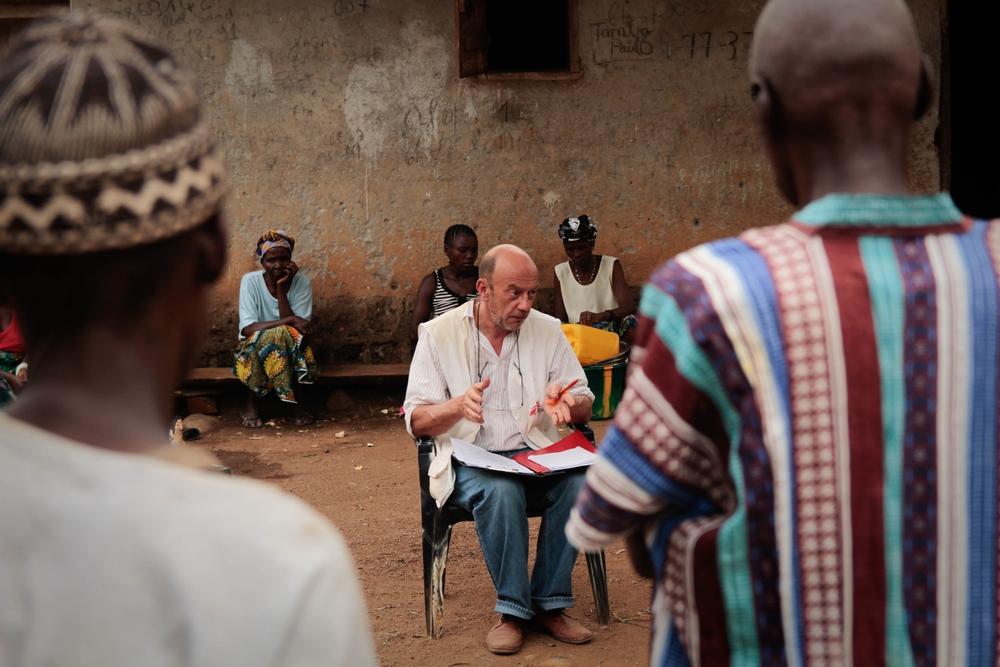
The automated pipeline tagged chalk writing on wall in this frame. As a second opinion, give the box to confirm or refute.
[590,1,754,66]
[110,1,237,28]
[331,0,371,16]
[591,2,657,64]
[100,1,242,64]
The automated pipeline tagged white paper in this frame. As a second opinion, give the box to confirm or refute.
[527,447,597,471]
[524,426,555,448]
[451,438,535,475]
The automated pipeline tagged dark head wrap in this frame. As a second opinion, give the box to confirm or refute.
[558,215,597,243]
[256,229,295,259]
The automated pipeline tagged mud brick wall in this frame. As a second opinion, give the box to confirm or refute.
[61,0,945,363]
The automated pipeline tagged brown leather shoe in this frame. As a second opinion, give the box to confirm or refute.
[486,615,524,655]
[531,610,594,644]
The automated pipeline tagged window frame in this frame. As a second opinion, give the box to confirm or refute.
[0,1,67,19]
[454,0,582,81]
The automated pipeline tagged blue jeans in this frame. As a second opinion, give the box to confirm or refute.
[450,450,586,620]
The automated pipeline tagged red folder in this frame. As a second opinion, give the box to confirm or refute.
[511,430,597,475]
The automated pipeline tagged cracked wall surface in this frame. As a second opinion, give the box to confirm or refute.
[71,0,942,364]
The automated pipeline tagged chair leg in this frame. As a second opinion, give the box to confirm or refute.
[423,513,453,639]
[585,550,610,626]
[421,507,434,636]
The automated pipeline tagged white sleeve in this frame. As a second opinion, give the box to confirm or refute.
[403,327,450,437]
[237,273,259,337]
[289,274,313,321]
[274,539,378,666]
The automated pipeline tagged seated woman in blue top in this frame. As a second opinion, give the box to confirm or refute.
[234,229,318,428]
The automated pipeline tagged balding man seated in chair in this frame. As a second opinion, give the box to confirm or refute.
[404,244,595,655]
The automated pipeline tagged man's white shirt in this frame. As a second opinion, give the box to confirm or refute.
[0,413,377,666]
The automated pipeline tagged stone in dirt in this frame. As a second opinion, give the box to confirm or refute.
[539,658,574,667]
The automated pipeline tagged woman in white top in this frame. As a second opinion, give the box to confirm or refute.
[234,229,318,428]
[553,215,637,343]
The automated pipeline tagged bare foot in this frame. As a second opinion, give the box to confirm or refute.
[291,409,315,427]
[241,413,263,429]
[242,391,263,428]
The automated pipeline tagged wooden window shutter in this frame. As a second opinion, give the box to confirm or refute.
[456,0,489,78]
[0,1,67,19]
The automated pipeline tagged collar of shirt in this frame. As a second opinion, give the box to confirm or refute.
[793,192,963,229]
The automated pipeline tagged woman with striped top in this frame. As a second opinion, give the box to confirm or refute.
[412,225,479,341]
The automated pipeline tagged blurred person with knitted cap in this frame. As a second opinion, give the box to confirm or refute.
[553,214,637,343]
[234,227,318,428]
[0,12,375,666]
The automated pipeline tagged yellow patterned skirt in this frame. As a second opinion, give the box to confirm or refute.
[233,326,318,403]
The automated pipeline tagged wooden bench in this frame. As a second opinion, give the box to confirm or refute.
[184,363,410,384]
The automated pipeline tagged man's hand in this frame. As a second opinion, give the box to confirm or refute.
[543,382,577,426]
[461,378,490,424]
[625,529,655,579]
[580,310,612,325]
[276,261,299,291]
[1,371,22,395]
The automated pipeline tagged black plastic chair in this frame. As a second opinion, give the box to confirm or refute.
[416,425,610,638]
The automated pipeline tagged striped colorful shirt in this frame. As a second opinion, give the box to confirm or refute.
[566,193,999,666]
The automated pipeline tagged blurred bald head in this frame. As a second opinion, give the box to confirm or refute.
[749,0,932,205]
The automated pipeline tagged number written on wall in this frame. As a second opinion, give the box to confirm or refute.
[332,0,370,16]
[664,30,754,61]
[590,2,754,66]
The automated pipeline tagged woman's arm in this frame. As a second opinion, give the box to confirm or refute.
[240,317,306,338]
[275,262,298,320]
[599,259,636,322]
[238,273,308,338]
[553,270,568,323]
[288,270,313,319]
[411,273,436,340]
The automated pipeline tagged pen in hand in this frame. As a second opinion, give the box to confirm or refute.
[545,378,579,406]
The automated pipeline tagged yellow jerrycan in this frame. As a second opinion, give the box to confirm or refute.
[560,324,620,366]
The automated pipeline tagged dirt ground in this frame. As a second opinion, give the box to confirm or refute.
[189,391,653,666]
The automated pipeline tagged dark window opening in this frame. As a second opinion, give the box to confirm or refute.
[488,1,569,72]
[457,0,578,79]
[944,2,1000,218]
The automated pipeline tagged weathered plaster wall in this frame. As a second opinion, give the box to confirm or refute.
[72,0,942,364]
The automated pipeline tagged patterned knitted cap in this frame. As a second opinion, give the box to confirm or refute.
[0,12,226,255]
